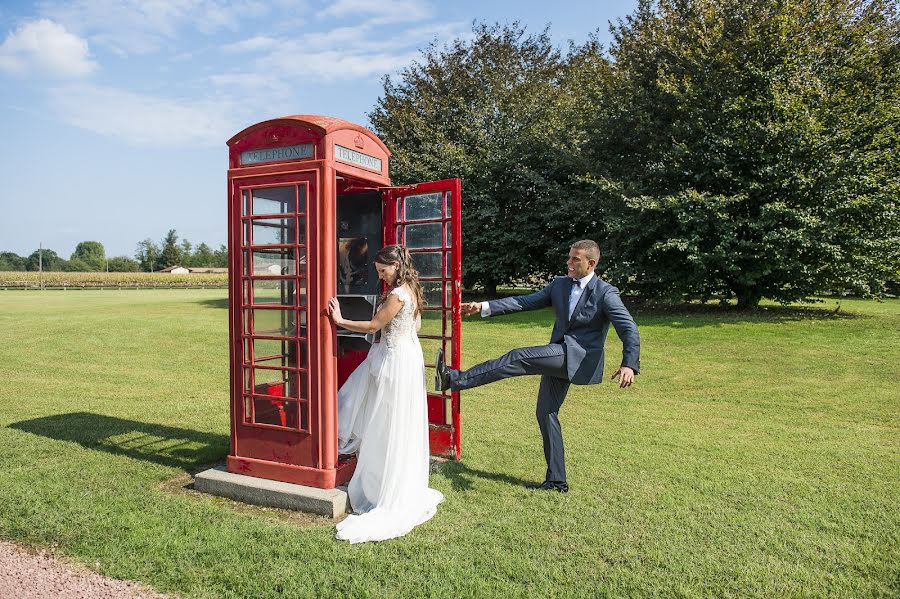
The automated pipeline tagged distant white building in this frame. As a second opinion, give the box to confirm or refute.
[159,265,189,274]
[158,266,228,274]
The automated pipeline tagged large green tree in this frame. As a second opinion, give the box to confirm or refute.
[107,256,140,272]
[585,0,899,307]
[212,244,228,268]
[0,252,26,271]
[25,248,63,272]
[180,239,193,267]
[70,241,106,271]
[192,242,215,267]
[159,230,182,269]
[370,23,595,292]
[135,238,160,272]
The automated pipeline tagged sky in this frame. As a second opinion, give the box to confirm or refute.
[0,0,636,260]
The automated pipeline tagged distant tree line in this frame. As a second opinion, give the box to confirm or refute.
[371,0,899,307]
[0,230,227,273]
[134,230,228,272]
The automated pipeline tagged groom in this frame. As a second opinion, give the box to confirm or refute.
[436,240,641,492]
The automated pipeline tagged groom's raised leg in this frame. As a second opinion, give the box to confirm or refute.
[447,344,566,391]
[536,374,570,484]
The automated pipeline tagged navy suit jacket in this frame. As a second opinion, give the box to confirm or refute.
[487,275,641,385]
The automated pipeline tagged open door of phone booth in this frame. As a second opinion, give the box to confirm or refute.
[382,178,462,459]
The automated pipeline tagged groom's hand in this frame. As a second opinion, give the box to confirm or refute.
[611,367,635,388]
[460,301,482,316]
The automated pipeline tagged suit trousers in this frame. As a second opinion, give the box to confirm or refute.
[449,343,570,483]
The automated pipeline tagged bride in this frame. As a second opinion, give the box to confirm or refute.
[326,244,444,543]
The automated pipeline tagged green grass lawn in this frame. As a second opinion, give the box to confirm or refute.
[0,290,897,598]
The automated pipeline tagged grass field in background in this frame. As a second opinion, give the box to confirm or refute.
[0,290,897,598]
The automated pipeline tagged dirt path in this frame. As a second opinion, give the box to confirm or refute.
[0,541,172,598]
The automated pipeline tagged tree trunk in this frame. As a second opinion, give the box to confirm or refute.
[735,289,762,310]
[484,279,498,297]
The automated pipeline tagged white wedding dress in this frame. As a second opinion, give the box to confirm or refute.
[336,286,444,543]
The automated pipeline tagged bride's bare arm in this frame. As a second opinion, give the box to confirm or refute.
[327,294,404,334]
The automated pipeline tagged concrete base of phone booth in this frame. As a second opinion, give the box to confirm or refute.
[194,466,349,518]
[195,457,450,518]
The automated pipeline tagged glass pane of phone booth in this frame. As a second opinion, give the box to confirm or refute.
[395,191,455,428]
[240,183,309,432]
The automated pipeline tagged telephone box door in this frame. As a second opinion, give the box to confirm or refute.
[383,179,462,459]
[229,173,319,470]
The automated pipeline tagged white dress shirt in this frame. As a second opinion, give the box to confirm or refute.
[568,272,595,319]
[480,272,595,318]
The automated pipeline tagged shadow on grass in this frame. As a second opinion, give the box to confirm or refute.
[9,412,228,470]
[439,460,534,492]
[196,297,229,310]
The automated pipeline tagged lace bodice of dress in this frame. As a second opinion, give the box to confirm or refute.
[380,287,419,348]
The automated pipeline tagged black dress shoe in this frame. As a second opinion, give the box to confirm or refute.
[435,348,451,392]
[526,480,569,493]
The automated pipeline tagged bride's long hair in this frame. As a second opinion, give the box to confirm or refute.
[376,244,426,317]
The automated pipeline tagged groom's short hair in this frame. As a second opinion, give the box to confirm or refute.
[571,240,600,262]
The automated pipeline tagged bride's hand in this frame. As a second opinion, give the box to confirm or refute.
[327,297,343,323]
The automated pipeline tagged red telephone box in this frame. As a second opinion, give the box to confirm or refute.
[225,115,462,489]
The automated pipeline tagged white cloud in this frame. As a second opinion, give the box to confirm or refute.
[317,0,432,24]
[196,1,270,33]
[47,84,247,146]
[257,47,418,81]
[208,72,289,95]
[349,21,469,52]
[16,2,468,145]
[294,25,366,49]
[226,35,279,53]
[0,19,97,77]
[38,0,282,55]
[214,21,466,86]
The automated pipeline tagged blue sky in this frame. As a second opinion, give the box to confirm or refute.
[0,0,636,260]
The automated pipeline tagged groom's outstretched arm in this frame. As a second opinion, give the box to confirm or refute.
[485,280,555,317]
